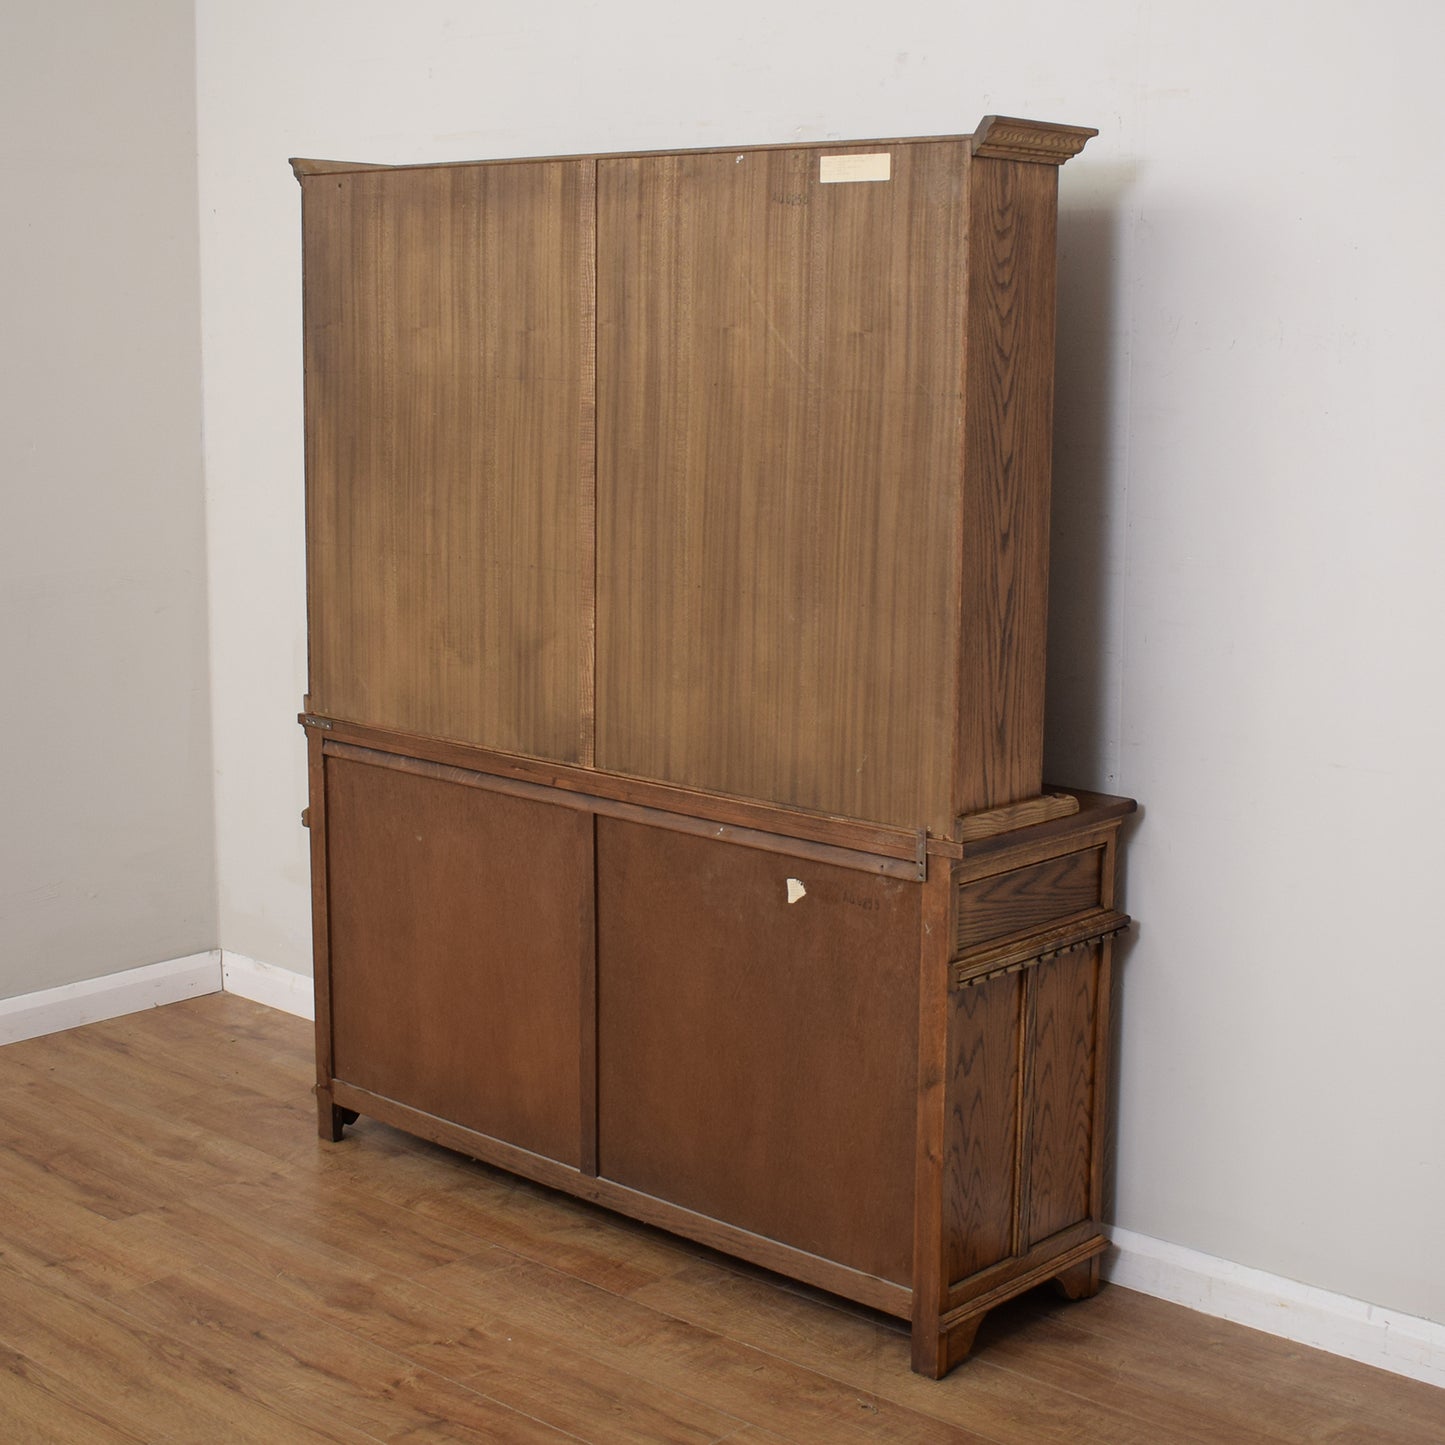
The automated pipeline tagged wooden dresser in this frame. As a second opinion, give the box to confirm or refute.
[291,115,1134,1377]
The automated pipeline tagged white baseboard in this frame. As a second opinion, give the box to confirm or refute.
[1105,1227,1445,1390]
[0,951,222,1045]
[219,951,314,1020]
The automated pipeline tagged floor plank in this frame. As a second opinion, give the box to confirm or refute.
[0,992,1441,1445]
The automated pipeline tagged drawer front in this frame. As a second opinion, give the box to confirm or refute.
[954,846,1103,955]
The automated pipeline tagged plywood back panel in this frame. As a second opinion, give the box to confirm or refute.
[324,753,590,1165]
[595,142,968,831]
[302,160,596,762]
[595,818,920,1283]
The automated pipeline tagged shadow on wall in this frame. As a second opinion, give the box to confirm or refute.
[1044,163,1136,794]
[1045,163,1142,1224]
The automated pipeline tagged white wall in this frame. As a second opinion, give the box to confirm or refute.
[196,0,1445,1327]
[0,1,214,999]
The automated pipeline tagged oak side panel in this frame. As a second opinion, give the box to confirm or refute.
[323,755,589,1166]
[301,160,595,762]
[953,158,1060,815]
[595,818,921,1283]
[944,972,1022,1283]
[1025,945,1099,1245]
[596,142,967,832]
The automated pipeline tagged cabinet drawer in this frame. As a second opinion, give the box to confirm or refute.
[954,846,1104,955]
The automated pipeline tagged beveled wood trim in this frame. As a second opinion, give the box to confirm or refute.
[302,714,935,869]
[910,855,954,1375]
[579,814,599,1177]
[955,791,1080,842]
[951,909,1131,988]
[952,822,1126,888]
[305,732,339,1140]
[970,116,1098,165]
[322,740,925,881]
[292,119,1096,183]
[329,1080,912,1318]
[290,129,1005,182]
[943,1225,1107,1316]
[290,158,362,178]
[954,791,1137,869]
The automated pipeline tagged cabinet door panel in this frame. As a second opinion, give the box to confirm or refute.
[324,754,590,1166]
[303,160,596,762]
[595,143,967,830]
[595,818,920,1283]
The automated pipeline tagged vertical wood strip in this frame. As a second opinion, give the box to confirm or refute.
[1025,949,1097,1245]
[1089,830,1121,1223]
[955,157,1060,815]
[910,855,954,1375]
[578,812,599,1176]
[1012,967,1039,1256]
[578,160,598,768]
[305,731,338,1139]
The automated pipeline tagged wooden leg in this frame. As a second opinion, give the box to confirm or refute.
[316,1087,354,1142]
[943,1314,984,1372]
[1054,1257,1102,1301]
[911,1311,984,1378]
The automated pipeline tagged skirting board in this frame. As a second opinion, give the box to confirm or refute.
[0,951,222,1046]
[1105,1228,1445,1390]
[219,951,315,1020]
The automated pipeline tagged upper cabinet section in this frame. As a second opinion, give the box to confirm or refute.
[595,141,967,830]
[294,120,1095,837]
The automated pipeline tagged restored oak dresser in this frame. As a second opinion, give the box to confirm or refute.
[291,115,1134,1376]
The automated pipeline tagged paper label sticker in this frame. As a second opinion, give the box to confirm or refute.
[819,153,891,184]
[786,878,807,904]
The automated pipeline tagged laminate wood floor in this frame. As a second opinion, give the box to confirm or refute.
[1,993,1440,1444]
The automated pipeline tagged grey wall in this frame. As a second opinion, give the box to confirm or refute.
[195,0,1445,1330]
[0,0,215,998]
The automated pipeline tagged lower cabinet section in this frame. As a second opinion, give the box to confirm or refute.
[308,734,1134,1378]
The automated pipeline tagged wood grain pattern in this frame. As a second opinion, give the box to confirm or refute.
[944,972,1022,1284]
[596,142,967,832]
[955,791,1079,842]
[322,753,590,1165]
[595,818,921,1283]
[301,159,595,762]
[1026,946,1100,1245]
[909,856,955,1376]
[954,845,1104,952]
[305,713,931,864]
[321,736,923,880]
[954,157,1061,815]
